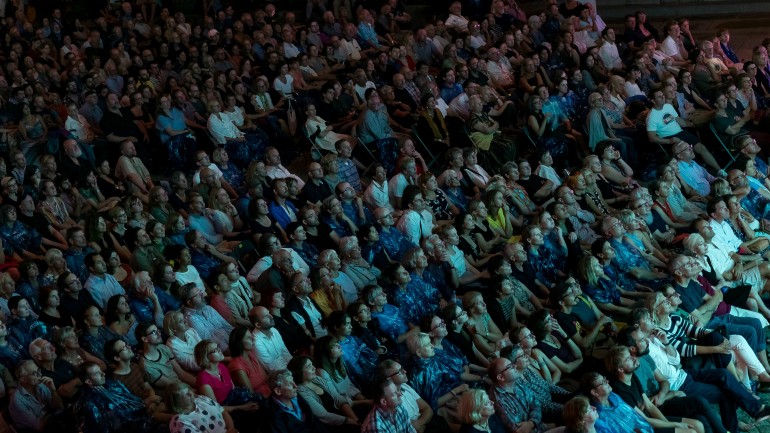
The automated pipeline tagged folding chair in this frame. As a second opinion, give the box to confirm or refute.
[708,121,748,170]
[303,123,326,161]
[410,126,441,170]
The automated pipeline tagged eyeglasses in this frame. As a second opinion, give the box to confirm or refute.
[21,369,42,378]
[675,144,693,156]
[498,362,515,376]
[430,320,446,332]
[388,367,406,378]
[146,329,161,336]
[592,377,608,389]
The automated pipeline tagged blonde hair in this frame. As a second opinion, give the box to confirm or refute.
[682,233,704,255]
[163,310,185,337]
[45,248,64,267]
[711,179,732,197]
[576,254,601,287]
[457,389,489,424]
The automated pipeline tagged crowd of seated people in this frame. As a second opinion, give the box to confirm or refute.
[4,0,770,433]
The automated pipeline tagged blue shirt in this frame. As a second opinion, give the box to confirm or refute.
[358,106,393,144]
[155,107,187,144]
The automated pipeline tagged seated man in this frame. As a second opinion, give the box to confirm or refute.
[265,370,326,433]
[487,355,547,432]
[647,89,721,173]
[361,378,418,433]
[179,283,233,351]
[136,321,195,392]
[672,139,715,198]
[114,140,154,201]
[74,362,159,433]
[9,359,64,432]
[249,306,293,373]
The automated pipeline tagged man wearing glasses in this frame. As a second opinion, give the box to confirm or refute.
[136,322,195,392]
[10,359,63,432]
[487,356,546,433]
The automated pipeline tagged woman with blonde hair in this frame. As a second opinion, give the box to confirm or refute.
[576,255,643,317]
[462,291,503,357]
[683,231,770,321]
[41,248,68,288]
[647,287,770,391]
[457,388,506,433]
[617,209,667,267]
[164,309,202,373]
[54,326,105,370]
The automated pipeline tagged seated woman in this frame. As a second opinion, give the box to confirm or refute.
[288,355,362,431]
[206,100,268,169]
[576,255,646,318]
[457,389,507,433]
[529,309,584,380]
[193,339,263,419]
[416,94,451,155]
[314,336,371,408]
[304,103,357,154]
[106,294,139,346]
[38,287,74,329]
[467,94,516,174]
[165,383,237,433]
[405,332,481,412]
[511,325,565,386]
[156,94,197,173]
[361,285,411,345]
[227,326,270,397]
[164,310,202,373]
[527,94,576,172]
[54,326,105,370]
[384,261,440,328]
[484,186,517,238]
[462,291,504,358]
[562,396,600,433]
[454,212,497,269]
[468,200,506,254]
[420,172,458,224]
[617,209,668,268]
[325,311,381,390]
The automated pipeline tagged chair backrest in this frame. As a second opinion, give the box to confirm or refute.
[521,124,538,148]
[376,137,399,177]
[708,121,738,168]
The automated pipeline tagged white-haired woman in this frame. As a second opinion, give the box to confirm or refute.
[457,388,507,433]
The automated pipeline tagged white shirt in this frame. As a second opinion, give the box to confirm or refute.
[364,179,391,211]
[708,218,742,253]
[598,41,622,70]
[246,248,310,283]
[647,335,687,391]
[396,209,434,245]
[265,164,305,188]
[64,114,93,141]
[291,296,328,338]
[166,328,203,372]
[253,327,292,372]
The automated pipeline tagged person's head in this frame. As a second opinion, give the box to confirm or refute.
[563,396,598,433]
[269,369,297,401]
[164,383,196,414]
[194,339,224,369]
[79,361,107,387]
[406,332,434,359]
